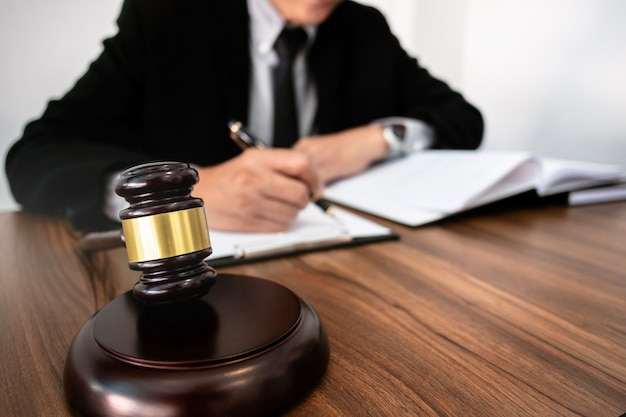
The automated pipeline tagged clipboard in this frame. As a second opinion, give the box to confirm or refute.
[206,203,397,267]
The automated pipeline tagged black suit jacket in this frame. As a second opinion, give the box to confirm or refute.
[6,0,483,230]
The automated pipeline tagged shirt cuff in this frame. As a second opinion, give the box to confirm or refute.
[372,116,435,158]
[103,170,128,223]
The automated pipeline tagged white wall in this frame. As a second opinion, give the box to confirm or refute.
[2,0,625,212]
[363,0,469,90]
[464,0,626,165]
[368,0,626,167]
[0,0,122,211]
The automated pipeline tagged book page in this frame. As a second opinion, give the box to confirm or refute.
[537,158,622,195]
[324,150,535,224]
[466,158,542,208]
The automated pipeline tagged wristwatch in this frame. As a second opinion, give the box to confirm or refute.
[382,123,408,159]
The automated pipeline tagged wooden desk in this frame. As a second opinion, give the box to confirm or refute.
[2,203,626,416]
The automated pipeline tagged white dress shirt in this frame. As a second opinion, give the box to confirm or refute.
[104,0,435,221]
[246,0,317,144]
[247,0,434,148]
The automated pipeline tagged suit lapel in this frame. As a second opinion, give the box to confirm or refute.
[310,3,355,134]
[309,22,343,134]
[215,0,251,123]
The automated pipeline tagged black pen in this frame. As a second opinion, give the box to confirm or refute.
[228,120,267,150]
[228,120,336,217]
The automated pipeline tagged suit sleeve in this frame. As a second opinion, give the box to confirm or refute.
[318,3,484,150]
[366,8,483,150]
[392,34,484,150]
[5,0,160,230]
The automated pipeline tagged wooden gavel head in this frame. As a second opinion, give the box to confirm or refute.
[114,161,217,305]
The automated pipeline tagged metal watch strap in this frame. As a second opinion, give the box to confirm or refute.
[382,123,407,158]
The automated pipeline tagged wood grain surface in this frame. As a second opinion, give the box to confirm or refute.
[1,203,626,416]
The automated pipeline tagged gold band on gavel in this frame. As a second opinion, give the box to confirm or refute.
[121,207,211,263]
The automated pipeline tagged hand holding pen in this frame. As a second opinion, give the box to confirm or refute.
[78,122,334,251]
[228,120,336,218]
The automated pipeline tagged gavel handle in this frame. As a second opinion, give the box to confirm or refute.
[78,230,124,252]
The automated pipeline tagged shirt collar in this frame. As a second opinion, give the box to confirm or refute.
[247,0,317,56]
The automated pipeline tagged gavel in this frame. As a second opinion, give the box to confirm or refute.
[79,161,215,304]
[64,161,329,417]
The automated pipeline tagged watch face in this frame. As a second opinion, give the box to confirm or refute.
[383,124,407,158]
[391,124,406,141]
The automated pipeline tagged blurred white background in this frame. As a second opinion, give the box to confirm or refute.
[2,0,625,211]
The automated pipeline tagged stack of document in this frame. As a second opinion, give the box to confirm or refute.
[566,180,626,206]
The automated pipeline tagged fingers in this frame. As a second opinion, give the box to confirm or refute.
[254,148,323,199]
[193,149,320,232]
[294,125,388,183]
[235,148,316,206]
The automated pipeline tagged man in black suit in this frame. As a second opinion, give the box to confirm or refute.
[5,0,483,232]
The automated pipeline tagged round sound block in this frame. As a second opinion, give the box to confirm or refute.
[64,274,329,417]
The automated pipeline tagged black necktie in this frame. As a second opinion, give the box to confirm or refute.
[272,26,307,148]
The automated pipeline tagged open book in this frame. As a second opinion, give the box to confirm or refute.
[323,150,624,227]
[206,203,396,266]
